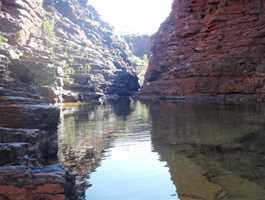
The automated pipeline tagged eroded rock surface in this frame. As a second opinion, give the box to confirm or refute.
[141,0,265,103]
[0,0,140,103]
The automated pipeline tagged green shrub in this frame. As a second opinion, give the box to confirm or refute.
[42,19,55,41]
[0,35,8,47]
[83,64,92,73]
[133,54,149,86]
[63,63,75,86]
[74,63,92,74]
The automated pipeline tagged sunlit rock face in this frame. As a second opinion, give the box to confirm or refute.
[0,0,140,104]
[150,102,265,200]
[141,0,265,103]
[0,0,64,104]
[46,0,140,99]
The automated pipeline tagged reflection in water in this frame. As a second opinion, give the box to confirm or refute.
[151,102,265,200]
[59,100,265,200]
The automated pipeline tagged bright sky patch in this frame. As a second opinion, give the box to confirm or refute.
[89,0,173,35]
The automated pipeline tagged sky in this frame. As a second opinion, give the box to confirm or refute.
[89,0,173,35]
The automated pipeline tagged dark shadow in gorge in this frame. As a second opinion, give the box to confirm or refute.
[150,101,265,200]
[108,98,134,120]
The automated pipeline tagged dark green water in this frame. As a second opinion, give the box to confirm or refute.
[59,100,265,200]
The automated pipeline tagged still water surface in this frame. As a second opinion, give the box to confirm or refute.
[59,100,265,200]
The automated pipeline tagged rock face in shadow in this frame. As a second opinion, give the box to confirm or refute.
[141,0,265,103]
[150,101,265,200]
[123,35,151,59]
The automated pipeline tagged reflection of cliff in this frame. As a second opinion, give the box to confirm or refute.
[150,102,265,146]
[59,104,111,199]
[154,144,265,200]
[58,100,150,199]
[150,102,265,200]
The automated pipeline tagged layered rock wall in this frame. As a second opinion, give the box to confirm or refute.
[0,0,141,199]
[0,0,139,104]
[141,0,265,103]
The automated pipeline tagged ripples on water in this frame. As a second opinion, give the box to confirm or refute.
[59,99,265,200]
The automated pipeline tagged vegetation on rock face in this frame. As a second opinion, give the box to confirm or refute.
[83,64,92,74]
[138,54,149,85]
[42,19,56,54]
[74,64,92,74]
[15,31,22,44]
[0,35,8,47]
[63,63,75,86]
[42,19,55,41]
[130,54,149,86]
[122,34,150,86]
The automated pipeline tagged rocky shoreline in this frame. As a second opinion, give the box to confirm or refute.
[0,92,77,200]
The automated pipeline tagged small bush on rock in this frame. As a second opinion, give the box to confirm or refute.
[42,19,55,41]
[0,35,8,47]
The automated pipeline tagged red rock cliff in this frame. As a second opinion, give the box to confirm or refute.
[141,0,265,103]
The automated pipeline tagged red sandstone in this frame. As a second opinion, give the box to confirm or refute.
[141,0,265,103]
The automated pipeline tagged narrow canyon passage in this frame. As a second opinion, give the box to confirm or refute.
[2,0,265,200]
[59,100,265,200]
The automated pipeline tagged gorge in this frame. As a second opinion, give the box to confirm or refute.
[0,0,142,199]
[1,0,265,200]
